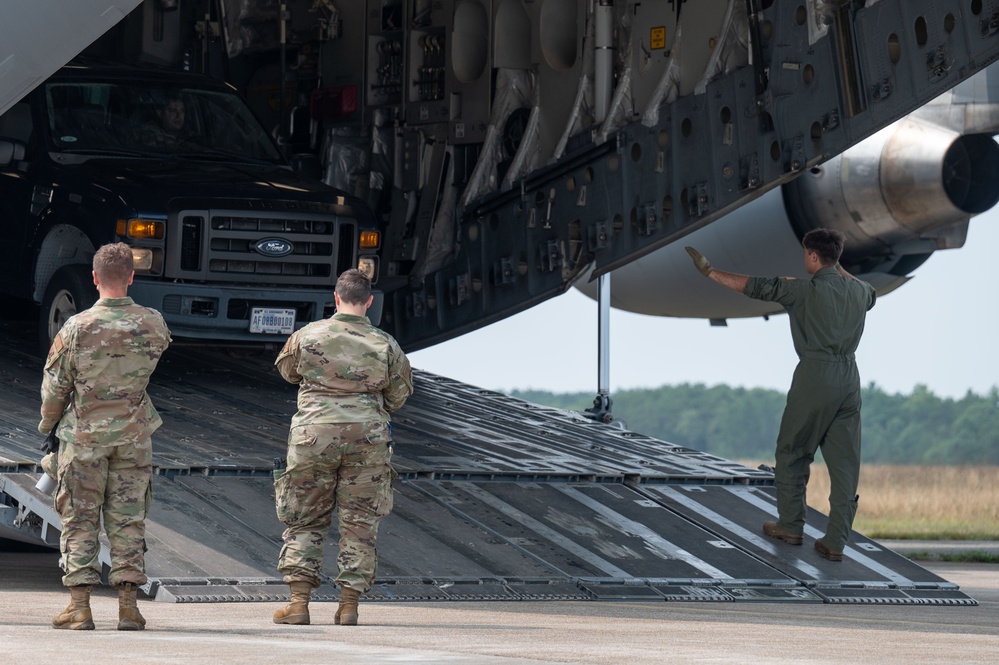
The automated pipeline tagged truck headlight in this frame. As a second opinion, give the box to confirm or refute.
[131,248,163,274]
[131,248,154,271]
[358,256,378,281]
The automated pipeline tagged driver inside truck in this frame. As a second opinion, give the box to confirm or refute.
[140,93,191,147]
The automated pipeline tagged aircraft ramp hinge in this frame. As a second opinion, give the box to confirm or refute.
[926,47,950,81]
[822,109,840,131]
[981,13,999,37]
[746,154,761,189]
[789,136,805,173]
[589,220,610,251]
[450,273,471,306]
[582,393,613,424]
[406,291,427,319]
[493,257,516,285]
[872,77,893,102]
[637,202,658,235]
[687,186,710,218]
[538,239,561,272]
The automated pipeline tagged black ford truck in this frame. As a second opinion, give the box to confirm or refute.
[0,60,380,350]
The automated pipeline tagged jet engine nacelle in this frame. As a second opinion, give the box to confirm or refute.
[785,118,999,265]
[577,118,999,321]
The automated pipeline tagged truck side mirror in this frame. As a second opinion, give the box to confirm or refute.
[0,139,26,167]
[289,153,322,182]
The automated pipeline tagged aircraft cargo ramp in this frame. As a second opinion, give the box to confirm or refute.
[0,338,975,606]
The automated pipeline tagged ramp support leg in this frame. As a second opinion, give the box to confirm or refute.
[584,273,614,423]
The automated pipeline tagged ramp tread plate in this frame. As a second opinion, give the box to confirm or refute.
[642,485,963,589]
[649,585,737,602]
[352,482,566,580]
[414,480,797,584]
[577,583,672,601]
[364,583,455,601]
[815,587,978,605]
[156,584,289,603]
[498,583,590,600]
[141,476,283,580]
[723,586,825,602]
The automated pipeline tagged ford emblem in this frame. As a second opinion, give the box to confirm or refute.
[254,238,294,257]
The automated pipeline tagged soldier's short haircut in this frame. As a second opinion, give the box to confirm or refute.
[93,242,134,286]
[335,268,372,305]
[162,91,184,107]
[802,228,845,265]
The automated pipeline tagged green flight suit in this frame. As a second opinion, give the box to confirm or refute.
[745,266,876,551]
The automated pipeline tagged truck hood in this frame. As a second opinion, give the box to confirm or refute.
[62,157,347,206]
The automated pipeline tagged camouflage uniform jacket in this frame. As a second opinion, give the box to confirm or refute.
[39,297,172,446]
[137,123,194,148]
[276,313,413,426]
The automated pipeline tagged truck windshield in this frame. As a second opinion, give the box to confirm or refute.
[43,80,283,162]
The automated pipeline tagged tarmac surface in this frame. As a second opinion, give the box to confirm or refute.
[1,547,996,665]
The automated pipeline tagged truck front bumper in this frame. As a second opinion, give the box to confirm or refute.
[129,280,384,342]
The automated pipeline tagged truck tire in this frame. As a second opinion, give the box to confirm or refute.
[39,264,97,355]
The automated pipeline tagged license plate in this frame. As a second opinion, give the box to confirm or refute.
[249,307,296,334]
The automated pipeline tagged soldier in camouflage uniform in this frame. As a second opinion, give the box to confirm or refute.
[39,243,171,631]
[686,229,876,562]
[272,268,413,626]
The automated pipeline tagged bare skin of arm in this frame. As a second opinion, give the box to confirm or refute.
[707,269,750,294]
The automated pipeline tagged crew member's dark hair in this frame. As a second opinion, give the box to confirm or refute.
[93,242,134,286]
[802,228,845,265]
[335,269,372,305]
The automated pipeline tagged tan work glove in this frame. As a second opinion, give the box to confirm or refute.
[685,246,712,276]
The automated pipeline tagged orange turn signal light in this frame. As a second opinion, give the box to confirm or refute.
[126,219,165,240]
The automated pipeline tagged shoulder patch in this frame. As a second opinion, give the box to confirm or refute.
[43,331,68,369]
[51,333,65,355]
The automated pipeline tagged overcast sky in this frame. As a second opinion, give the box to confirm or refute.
[410,209,999,400]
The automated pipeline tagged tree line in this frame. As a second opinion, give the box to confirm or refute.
[510,384,999,465]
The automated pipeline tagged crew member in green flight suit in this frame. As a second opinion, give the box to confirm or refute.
[685,228,876,561]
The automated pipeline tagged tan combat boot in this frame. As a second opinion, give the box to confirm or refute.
[117,582,146,631]
[273,581,313,625]
[335,586,360,626]
[52,585,95,630]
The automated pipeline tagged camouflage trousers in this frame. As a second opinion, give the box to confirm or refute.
[55,439,153,587]
[274,421,394,592]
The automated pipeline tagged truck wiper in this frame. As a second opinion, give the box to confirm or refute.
[175,149,276,165]
[59,147,168,159]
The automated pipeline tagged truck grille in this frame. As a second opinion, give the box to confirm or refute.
[167,208,356,286]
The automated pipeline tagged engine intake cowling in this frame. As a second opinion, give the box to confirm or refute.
[785,118,999,261]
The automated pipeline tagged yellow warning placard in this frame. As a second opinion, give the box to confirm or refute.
[651,27,666,50]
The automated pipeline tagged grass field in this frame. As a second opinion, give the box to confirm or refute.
[742,463,999,540]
